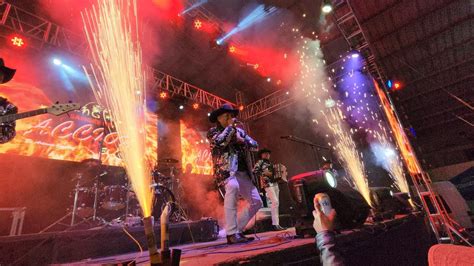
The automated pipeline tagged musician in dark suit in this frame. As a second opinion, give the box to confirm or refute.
[253,148,285,231]
[207,104,262,244]
[0,58,17,144]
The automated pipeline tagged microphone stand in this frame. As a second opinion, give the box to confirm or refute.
[281,135,331,168]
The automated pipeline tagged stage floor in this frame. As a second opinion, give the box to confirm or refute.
[70,228,310,265]
[66,214,432,266]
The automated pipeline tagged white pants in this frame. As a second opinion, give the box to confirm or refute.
[265,183,280,226]
[224,171,263,235]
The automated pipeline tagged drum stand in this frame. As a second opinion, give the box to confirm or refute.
[40,177,105,233]
[168,167,190,222]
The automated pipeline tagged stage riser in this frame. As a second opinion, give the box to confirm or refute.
[218,215,433,266]
[0,219,218,265]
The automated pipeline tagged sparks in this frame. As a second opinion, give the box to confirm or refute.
[82,0,154,217]
[295,41,372,206]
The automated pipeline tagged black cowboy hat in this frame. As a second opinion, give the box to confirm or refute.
[0,58,16,84]
[258,148,271,158]
[209,103,239,123]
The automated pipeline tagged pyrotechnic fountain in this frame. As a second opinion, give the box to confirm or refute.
[372,130,410,194]
[295,40,372,207]
[81,0,158,263]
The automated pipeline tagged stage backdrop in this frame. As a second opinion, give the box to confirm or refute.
[0,51,211,234]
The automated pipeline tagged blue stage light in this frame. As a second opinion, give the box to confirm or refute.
[216,4,277,45]
[53,58,62,66]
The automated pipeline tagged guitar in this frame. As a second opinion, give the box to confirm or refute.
[0,103,81,124]
[0,102,81,144]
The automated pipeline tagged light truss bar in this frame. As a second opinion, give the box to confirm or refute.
[0,1,235,110]
[150,69,236,109]
[0,2,87,57]
[241,90,295,121]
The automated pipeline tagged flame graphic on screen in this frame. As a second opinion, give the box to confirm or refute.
[0,82,157,166]
[180,120,212,175]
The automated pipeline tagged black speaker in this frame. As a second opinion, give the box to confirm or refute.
[288,171,370,236]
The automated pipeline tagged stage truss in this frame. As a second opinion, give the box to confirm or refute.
[0,1,236,110]
[331,0,471,246]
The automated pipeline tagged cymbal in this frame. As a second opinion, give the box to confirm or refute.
[158,158,179,164]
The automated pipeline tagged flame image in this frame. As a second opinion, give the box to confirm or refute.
[0,82,157,166]
[180,120,212,175]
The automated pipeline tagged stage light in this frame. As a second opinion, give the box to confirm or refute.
[11,36,24,47]
[253,64,259,70]
[194,19,202,30]
[179,105,184,110]
[216,5,277,45]
[266,77,271,82]
[159,92,168,99]
[322,0,332,13]
[370,187,412,219]
[288,170,370,235]
[229,45,236,53]
[393,82,401,90]
[387,80,402,90]
[325,171,337,188]
[239,105,244,111]
[53,58,62,66]
[207,113,211,117]
[192,103,199,109]
[351,53,359,58]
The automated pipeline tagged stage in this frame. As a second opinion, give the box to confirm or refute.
[28,214,431,265]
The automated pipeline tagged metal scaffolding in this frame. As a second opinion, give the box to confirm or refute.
[331,0,388,85]
[0,2,87,57]
[331,0,471,245]
[0,1,235,110]
[150,69,235,110]
[241,89,295,121]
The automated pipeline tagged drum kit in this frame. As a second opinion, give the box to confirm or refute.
[42,158,186,232]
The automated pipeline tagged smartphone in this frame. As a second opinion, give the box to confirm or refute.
[314,193,333,216]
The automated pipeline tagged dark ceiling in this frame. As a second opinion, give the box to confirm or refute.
[345,0,473,169]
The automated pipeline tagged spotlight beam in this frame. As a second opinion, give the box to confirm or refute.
[216,4,278,45]
[180,0,208,15]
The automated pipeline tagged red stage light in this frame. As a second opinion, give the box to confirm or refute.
[159,92,168,99]
[11,36,25,47]
[194,19,202,29]
[239,105,244,111]
[192,103,199,109]
[393,82,402,90]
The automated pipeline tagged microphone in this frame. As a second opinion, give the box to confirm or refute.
[232,118,243,127]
